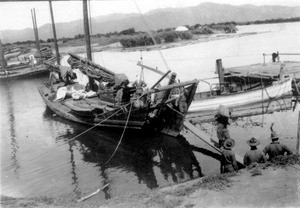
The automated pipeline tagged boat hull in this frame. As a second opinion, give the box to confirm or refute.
[188,78,292,113]
[0,64,48,81]
[38,85,146,129]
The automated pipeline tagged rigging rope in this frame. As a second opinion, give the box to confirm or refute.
[132,0,171,72]
[263,78,289,100]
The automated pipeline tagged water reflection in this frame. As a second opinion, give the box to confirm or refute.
[43,107,204,199]
[73,130,204,190]
[3,82,20,177]
[67,140,81,199]
[40,95,298,199]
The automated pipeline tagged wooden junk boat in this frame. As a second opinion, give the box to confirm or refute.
[0,46,56,81]
[38,53,199,137]
[188,55,296,114]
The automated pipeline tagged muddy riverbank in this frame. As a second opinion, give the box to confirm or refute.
[2,155,299,208]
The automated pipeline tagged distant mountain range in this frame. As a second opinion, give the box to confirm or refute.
[1,2,300,43]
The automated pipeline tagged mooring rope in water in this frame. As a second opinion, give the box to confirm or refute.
[105,102,133,165]
[77,179,110,203]
[66,101,135,143]
[77,103,133,203]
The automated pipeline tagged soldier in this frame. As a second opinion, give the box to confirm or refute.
[243,137,267,166]
[263,131,293,160]
[221,139,238,173]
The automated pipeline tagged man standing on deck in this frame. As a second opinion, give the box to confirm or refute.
[243,137,267,166]
[49,66,76,92]
[263,131,293,160]
[221,139,238,173]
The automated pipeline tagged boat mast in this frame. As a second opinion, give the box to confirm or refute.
[0,39,7,70]
[31,8,41,59]
[48,0,60,65]
[82,0,97,91]
[82,0,92,61]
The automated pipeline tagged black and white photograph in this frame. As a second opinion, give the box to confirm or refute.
[1,0,300,207]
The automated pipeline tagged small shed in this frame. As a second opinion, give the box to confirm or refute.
[175,26,189,32]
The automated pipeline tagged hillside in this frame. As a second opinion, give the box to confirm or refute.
[1,2,300,43]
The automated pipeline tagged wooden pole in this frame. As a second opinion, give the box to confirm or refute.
[297,111,300,155]
[216,59,224,84]
[82,0,95,90]
[82,0,92,61]
[137,61,171,78]
[31,8,41,58]
[150,70,171,89]
[49,0,60,65]
[0,39,7,70]
[161,72,177,104]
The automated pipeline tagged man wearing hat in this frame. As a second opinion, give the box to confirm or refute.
[215,105,232,148]
[221,139,238,173]
[243,137,267,166]
[263,131,293,160]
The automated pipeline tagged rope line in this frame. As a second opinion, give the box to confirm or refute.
[9,100,133,168]
[105,102,133,165]
[263,78,289,100]
[167,104,185,116]
[67,102,132,143]
[132,0,171,72]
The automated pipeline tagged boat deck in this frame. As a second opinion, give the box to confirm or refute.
[225,61,300,79]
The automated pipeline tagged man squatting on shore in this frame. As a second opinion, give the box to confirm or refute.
[243,130,293,166]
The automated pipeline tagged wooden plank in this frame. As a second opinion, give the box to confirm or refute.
[184,120,244,166]
[297,111,300,155]
[137,61,171,78]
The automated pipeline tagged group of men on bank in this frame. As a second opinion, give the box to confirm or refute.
[216,105,293,173]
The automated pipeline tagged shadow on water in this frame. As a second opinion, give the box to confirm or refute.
[42,108,205,200]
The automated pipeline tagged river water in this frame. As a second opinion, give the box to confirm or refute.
[1,22,300,202]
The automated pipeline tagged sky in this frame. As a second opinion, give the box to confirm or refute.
[0,0,299,31]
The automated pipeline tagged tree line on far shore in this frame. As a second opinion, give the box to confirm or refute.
[3,16,300,48]
[117,22,237,48]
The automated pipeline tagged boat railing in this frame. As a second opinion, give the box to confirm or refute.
[196,79,230,98]
[263,51,300,64]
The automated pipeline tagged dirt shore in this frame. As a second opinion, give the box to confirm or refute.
[2,155,299,208]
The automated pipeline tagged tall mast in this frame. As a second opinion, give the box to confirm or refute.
[49,0,60,65]
[83,0,96,91]
[82,0,92,61]
[31,8,41,58]
[0,39,7,70]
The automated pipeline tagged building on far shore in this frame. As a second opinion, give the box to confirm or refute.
[175,26,189,32]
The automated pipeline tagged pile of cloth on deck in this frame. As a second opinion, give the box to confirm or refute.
[54,68,96,101]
